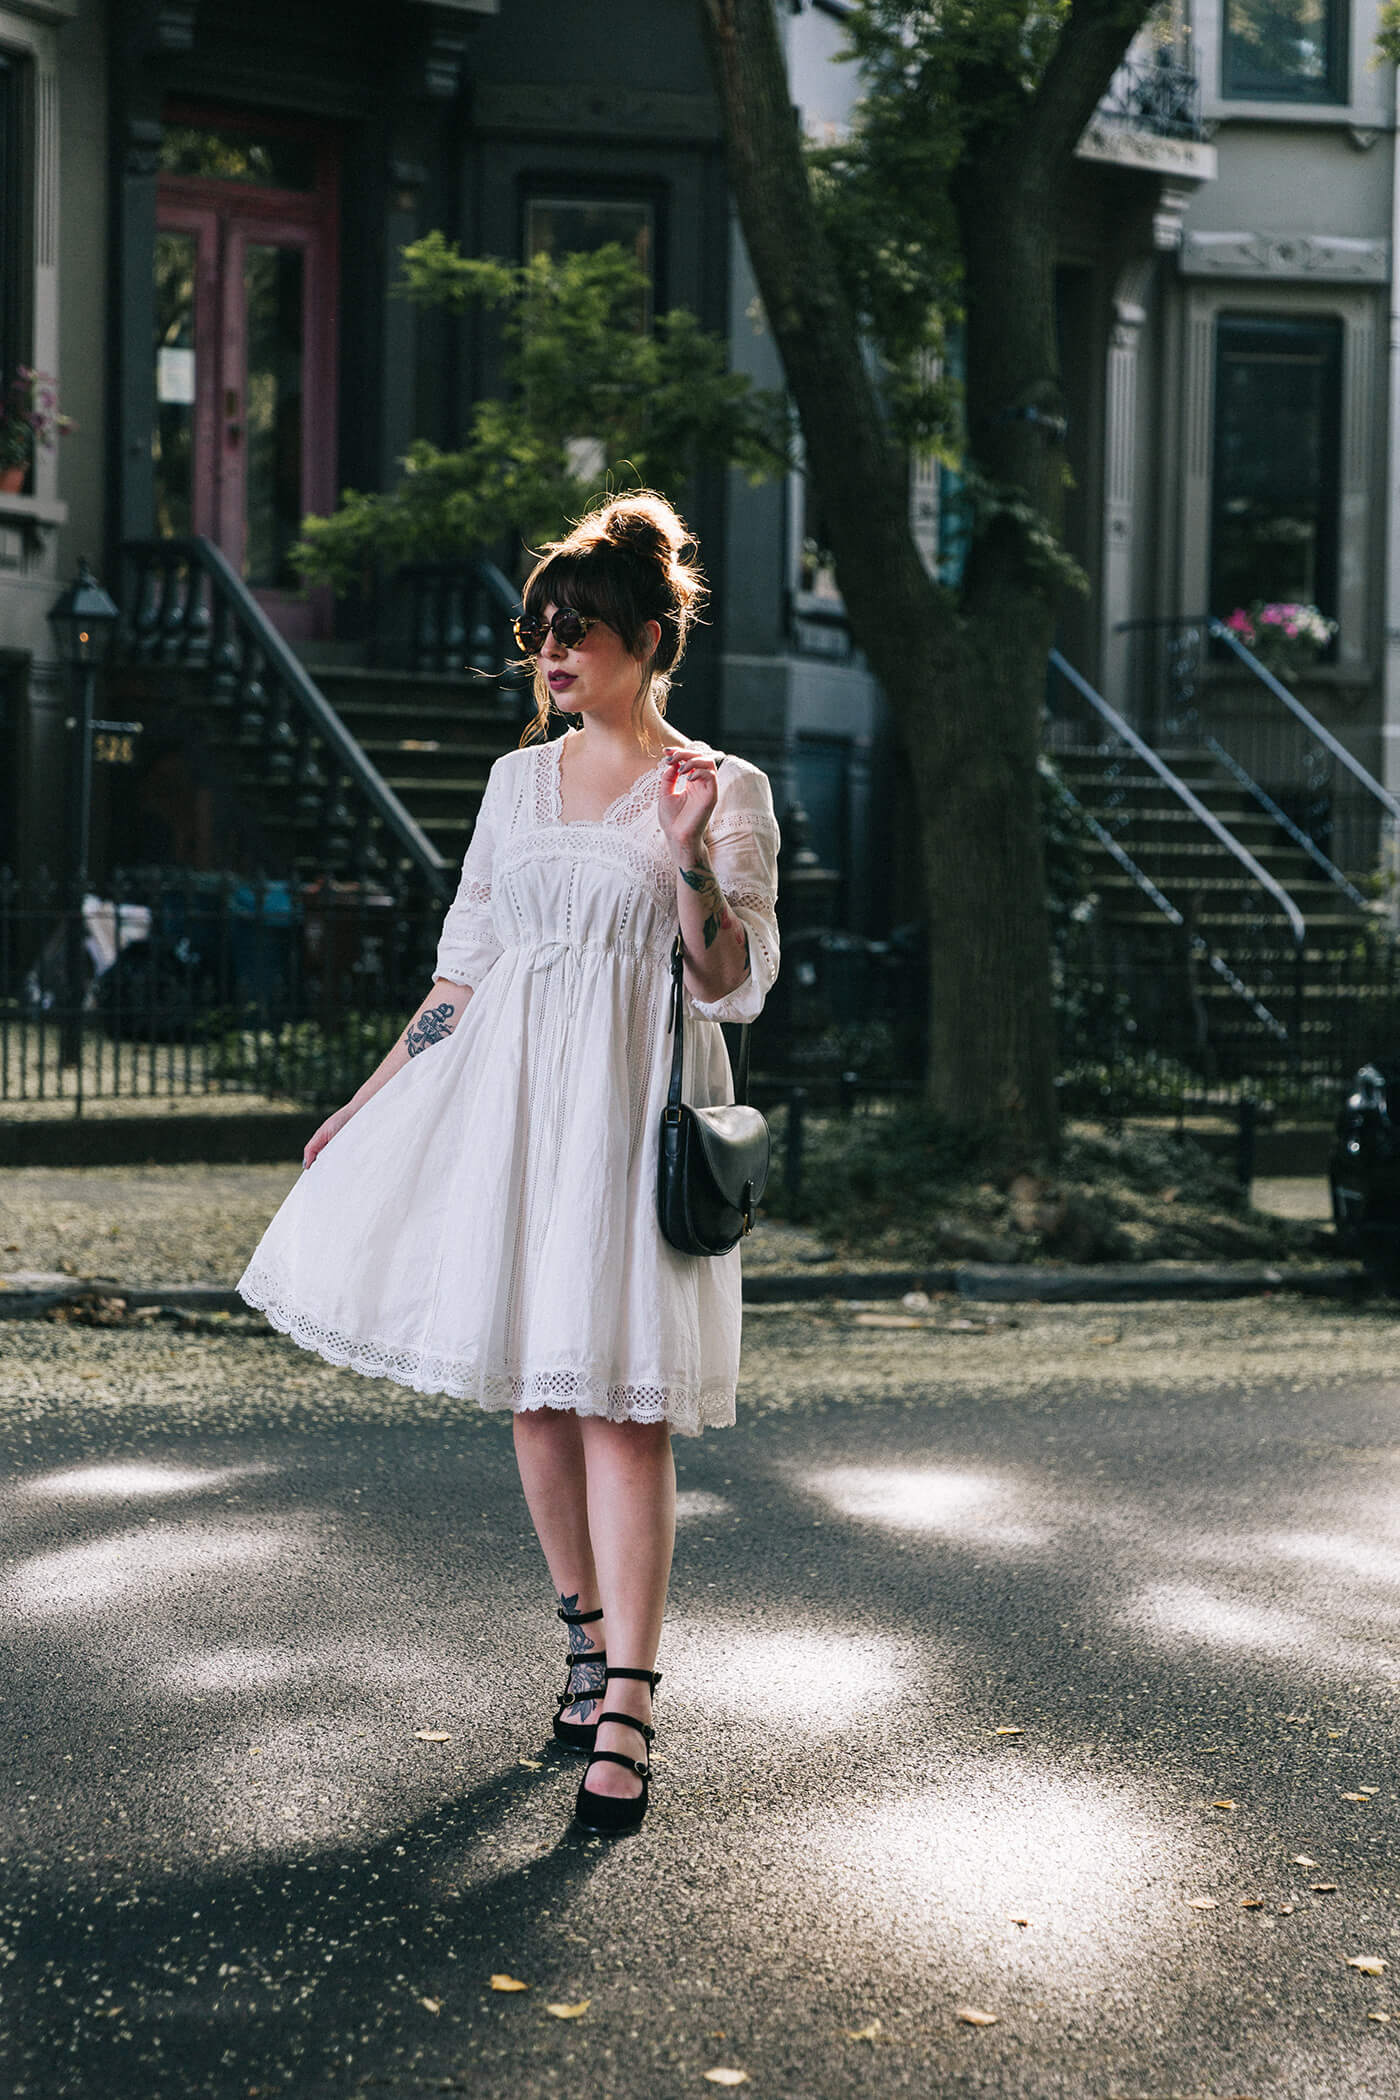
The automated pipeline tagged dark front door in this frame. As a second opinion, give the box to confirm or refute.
[154,110,339,639]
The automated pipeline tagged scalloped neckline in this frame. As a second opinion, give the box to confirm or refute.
[549,734,710,828]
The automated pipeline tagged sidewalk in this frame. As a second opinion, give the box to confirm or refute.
[0,1163,1364,1315]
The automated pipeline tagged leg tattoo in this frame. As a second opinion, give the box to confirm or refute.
[559,1590,605,1720]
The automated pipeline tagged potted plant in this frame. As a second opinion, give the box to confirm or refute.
[1223,600,1337,681]
[0,367,76,493]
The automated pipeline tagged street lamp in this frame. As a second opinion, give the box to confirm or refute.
[49,557,120,1068]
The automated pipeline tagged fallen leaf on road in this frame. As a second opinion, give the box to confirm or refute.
[1089,1331,1119,1346]
[517,1758,544,1770]
[1292,1856,1319,1868]
[1212,1799,1238,1810]
[1009,1916,1032,1927]
[993,1726,1024,1737]
[1370,2012,1393,2023]
[489,1975,529,1992]
[545,2000,590,2019]
[1277,1904,1296,1914]
[1238,1898,1264,1909]
[419,1997,442,2014]
[1340,1793,1370,1803]
[1188,1898,1219,1911]
[415,1731,453,1743]
[703,2072,749,2087]
[1359,1786,1380,1795]
[854,1313,926,1329]
[1309,1884,1339,1894]
[1346,1956,1387,1976]
[955,2006,999,2026]
[842,2020,881,2042]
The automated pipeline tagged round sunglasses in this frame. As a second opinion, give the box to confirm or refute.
[512,607,600,655]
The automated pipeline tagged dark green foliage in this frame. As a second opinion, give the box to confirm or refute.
[293,242,791,590]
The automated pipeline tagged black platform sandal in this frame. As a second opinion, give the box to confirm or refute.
[553,1603,607,1753]
[573,1667,661,1836]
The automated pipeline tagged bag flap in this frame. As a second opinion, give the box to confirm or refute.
[690,1103,770,1206]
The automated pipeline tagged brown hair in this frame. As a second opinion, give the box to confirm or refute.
[517,491,709,747]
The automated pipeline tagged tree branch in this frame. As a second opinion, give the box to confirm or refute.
[1020,0,1158,177]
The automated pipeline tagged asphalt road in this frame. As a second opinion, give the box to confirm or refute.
[6,1296,1400,2099]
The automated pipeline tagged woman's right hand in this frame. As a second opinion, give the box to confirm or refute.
[303,1101,359,1170]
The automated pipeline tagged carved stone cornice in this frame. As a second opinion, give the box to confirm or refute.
[1180,230,1390,281]
[1075,121,1217,183]
[473,82,721,143]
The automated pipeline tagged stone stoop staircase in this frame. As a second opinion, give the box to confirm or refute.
[294,660,526,879]
[111,539,528,897]
[1051,742,1383,1078]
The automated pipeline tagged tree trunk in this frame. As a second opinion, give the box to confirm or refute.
[700,0,1067,1152]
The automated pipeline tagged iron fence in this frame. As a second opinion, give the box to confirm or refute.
[2,870,1395,1127]
[0,866,441,1116]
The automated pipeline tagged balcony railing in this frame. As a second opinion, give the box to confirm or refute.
[1095,54,1203,141]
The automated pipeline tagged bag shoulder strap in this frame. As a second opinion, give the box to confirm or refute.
[668,936,750,1108]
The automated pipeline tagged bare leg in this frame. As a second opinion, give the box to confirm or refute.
[512,1409,607,1724]
[576,1416,676,1801]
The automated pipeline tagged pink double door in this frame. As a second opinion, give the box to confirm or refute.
[154,111,339,639]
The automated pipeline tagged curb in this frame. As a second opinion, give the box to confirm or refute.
[0,1261,1370,1322]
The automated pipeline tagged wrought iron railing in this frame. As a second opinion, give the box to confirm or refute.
[1117,616,1398,896]
[1046,649,1307,1076]
[1095,53,1203,140]
[119,538,452,896]
[0,864,442,1117]
[367,557,527,682]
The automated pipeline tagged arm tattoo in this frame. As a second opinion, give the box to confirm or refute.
[404,1002,456,1057]
[680,859,734,950]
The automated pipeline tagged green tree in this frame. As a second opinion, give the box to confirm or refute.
[700,0,1155,1154]
[292,238,789,593]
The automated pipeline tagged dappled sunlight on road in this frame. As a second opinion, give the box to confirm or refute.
[674,1489,733,1522]
[805,1764,1188,1991]
[15,1460,269,1501]
[797,1462,1050,1549]
[0,1521,292,1619]
[663,1617,910,1730]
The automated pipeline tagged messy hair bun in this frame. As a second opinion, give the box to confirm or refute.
[519,490,709,745]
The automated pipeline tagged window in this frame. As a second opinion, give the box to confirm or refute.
[0,51,26,396]
[160,122,317,191]
[1210,313,1342,627]
[524,192,657,330]
[1222,0,1347,102]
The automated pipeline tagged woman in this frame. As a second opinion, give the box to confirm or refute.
[238,492,780,1835]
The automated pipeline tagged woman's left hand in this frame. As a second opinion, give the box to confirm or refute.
[657,748,719,860]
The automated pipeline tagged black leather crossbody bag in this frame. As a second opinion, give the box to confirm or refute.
[656,936,771,1257]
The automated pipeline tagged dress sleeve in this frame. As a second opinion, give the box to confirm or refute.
[434,763,506,989]
[687,759,781,1026]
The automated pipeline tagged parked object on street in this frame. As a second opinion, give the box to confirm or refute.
[1329,1058,1400,1287]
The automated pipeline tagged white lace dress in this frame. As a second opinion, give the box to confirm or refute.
[236,737,781,1435]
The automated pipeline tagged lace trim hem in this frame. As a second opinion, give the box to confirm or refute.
[237,1266,737,1436]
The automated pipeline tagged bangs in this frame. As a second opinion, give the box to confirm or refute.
[522,548,644,638]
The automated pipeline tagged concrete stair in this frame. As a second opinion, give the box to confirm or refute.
[1052,742,1387,1075]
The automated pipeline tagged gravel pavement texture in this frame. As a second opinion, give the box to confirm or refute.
[0,1165,1342,1296]
[0,1164,868,1290]
[5,1297,1400,2096]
